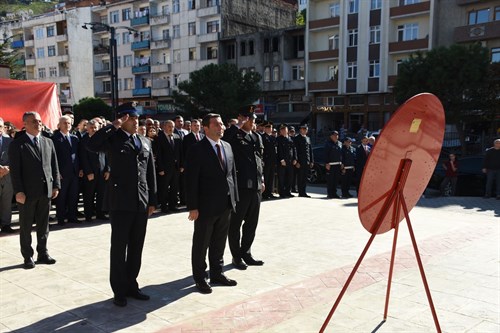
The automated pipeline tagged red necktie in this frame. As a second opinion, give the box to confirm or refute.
[195,133,199,141]
[215,143,225,171]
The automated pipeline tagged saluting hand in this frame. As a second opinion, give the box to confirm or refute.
[188,209,199,221]
[113,114,129,129]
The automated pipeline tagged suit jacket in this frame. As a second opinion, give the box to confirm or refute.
[185,137,238,218]
[262,133,277,166]
[87,125,157,212]
[79,134,109,176]
[8,132,61,199]
[294,135,313,165]
[276,135,297,164]
[52,131,80,178]
[156,131,183,173]
[0,134,12,167]
[182,131,204,158]
[356,144,370,172]
[228,129,264,190]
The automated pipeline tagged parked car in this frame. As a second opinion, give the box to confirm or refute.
[427,155,486,196]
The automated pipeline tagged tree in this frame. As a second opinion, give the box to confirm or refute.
[73,97,113,123]
[0,38,23,80]
[394,43,499,153]
[296,9,306,26]
[172,63,262,119]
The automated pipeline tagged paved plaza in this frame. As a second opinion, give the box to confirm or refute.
[0,185,499,333]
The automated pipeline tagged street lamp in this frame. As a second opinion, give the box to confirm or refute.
[82,22,136,112]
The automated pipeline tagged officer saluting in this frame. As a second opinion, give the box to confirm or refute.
[324,130,342,199]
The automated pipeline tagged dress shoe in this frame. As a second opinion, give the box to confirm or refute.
[287,193,295,197]
[298,194,311,198]
[85,217,93,222]
[36,255,56,265]
[211,274,237,286]
[113,296,127,307]
[23,257,35,269]
[77,211,85,218]
[127,289,150,300]
[242,254,264,266]
[57,219,66,226]
[68,219,82,224]
[232,258,248,270]
[96,215,109,220]
[1,225,15,233]
[195,280,212,294]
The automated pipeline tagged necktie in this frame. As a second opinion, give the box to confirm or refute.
[169,135,174,148]
[215,143,225,171]
[133,134,141,150]
[33,136,40,153]
[195,133,199,141]
[66,135,72,147]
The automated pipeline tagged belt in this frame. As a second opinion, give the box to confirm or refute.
[328,162,342,166]
[344,166,354,170]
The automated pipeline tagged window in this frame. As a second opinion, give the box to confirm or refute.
[398,23,418,41]
[272,37,279,52]
[47,45,56,57]
[492,48,500,62]
[189,47,197,60]
[347,62,357,79]
[369,60,380,77]
[370,25,381,44]
[240,41,246,56]
[188,0,196,10]
[328,65,338,80]
[370,0,381,10]
[116,56,121,68]
[173,25,180,39]
[207,21,219,33]
[272,66,280,81]
[162,29,170,40]
[329,35,339,50]
[300,0,307,4]
[469,8,490,25]
[103,81,111,93]
[162,52,170,64]
[36,47,45,58]
[124,78,133,90]
[174,74,179,86]
[115,34,121,46]
[263,67,271,82]
[124,55,133,67]
[173,49,181,62]
[249,40,254,55]
[38,68,46,79]
[403,0,420,4]
[264,38,270,53]
[496,6,500,21]
[207,0,219,6]
[348,29,358,46]
[292,65,304,80]
[46,26,55,37]
[110,10,119,23]
[122,8,131,21]
[226,44,235,59]
[348,0,359,13]
[188,22,196,36]
[35,28,44,40]
[173,0,180,13]
[117,79,122,91]
[49,67,57,77]
[396,59,404,74]
[122,32,131,44]
[207,46,217,59]
[330,3,340,17]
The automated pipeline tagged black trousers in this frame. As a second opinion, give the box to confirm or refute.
[109,210,148,298]
[83,173,106,218]
[341,169,355,196]
[159,168,180,210]
[56,173,79,221]
[262,163,276,197]
[191,206,231,282]
[277,164,293,196]
[297,165,308,196]
[18,194,51,259]
[228,189,261,260]
[326,165,341,197]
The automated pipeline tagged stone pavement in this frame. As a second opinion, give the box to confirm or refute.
[0,186,498,333]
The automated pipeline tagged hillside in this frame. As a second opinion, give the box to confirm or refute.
[0,1,59,20]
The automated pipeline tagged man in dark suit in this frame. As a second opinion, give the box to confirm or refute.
[156,120,183,213]
[276,124,297,198]
[182,119,204,159]
[52,115,81,225]
[341,137,356,198]
[227,109,265,270]
[355,136,370,195]
[261,122,277,199]
[294,124,314,198]
[324,131,343,199]
[185,113,239,294]
[8,111,60,269]
[87,104,157,307]
[79,119,110,221]
[0,118,15,233]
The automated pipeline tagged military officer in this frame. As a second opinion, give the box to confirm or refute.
[293,124,314,198]
[261,122,277,199]
[324,131,342,199]
[276,124,297,198]
[341,137,356,198]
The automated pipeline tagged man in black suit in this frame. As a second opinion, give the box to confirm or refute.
[324,131,343,199]
[261,122,277,199]
[8,111,60,269]
[227,109,265,270]
[0,118,15,233]
[276,124,297,198]
[185,113,239,294]
[52,115,81,225]
[341,137,356,198]
[355,136,370,195]
[182,119,204,159]
[156,120,183,213]
[294,125,314,198]
[88,104,157,307]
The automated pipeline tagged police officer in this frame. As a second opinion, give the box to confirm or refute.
[294,124,314,197]
[227,108,265,270]
[276,124,297,198]
[324,131,342,199]
[341,137,356,198]
[261,122,277,199]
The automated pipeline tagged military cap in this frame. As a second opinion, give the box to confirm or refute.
[331,130,339,136]
[299,124,308,129]
[116,102,140,117]
[238,105,257,119]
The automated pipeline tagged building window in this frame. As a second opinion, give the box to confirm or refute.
[249,40,254,55]
[49,67,57,77]
[226,44,235,59]
[36,47,45,58]
[188,0,196,10]
[173,0,180,13]
[47,45,56,57]
[124,55,133,67]
[122,8,131,21]
[272,65,280,81]
[162,29,170,40]
[397,23,418,41]
[173,49,181,62]
[492,48,500,62]
[369,60,380,78]
[115,34,121,46]
[347,62,357,79]
[328,65,338,80]
[207,20,219,33]
[348,29,358,46]
[173,25,180,39]
[292,65,304,80]
[110,10,119,23]
[403,0,420,4]
[371,0,381,10]
[370,25,381,44]
[330,3,340,17]
[117,79,122,91]
[189,47,197,60]
[396,59,404,74]
[38,68,46,78]
[207,0,219,6]
[348,0,359,14]
[207,46,217,59]
[35,28,44,40]
[122,32,131,44]
[469,8,490,25]
[240,41,246,56]
[116,56,121,68]
[263,67,271,82]
[124,78,133,90]
[162,4,170,14]
[272,37,279,52]
[46,26,55,37]
[495,6,500,21]
[188,22,196,36]
[103,81,111,93]
[263,38,270,53]
[329,35,339,50]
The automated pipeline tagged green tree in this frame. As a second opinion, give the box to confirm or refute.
[172,63,262,119]
[394,43,499,153]
[296,9,306,26]
[73,97,113,123]
[0,38,23,80]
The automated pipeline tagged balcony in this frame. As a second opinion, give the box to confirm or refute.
[132,65,151,74]
[309,49,339,61]
[92,25,109,33]
[197,5,220,18]
[95,91,111,98]
[95,69,111,77]
[133,87,151,96]
[152,87,171,97]
[131,40,151,50]
[150,13,170,25]
[309,17,340,30]
[24,39,34,47]
[94,44,110,55]
[11,40,24,49]
[56,34,67,42]
[197,32,219,44]
[151,63,171,73]
[308,80,338,92]
[390,1,430,18]
[131,15,150,27]
[26,58,35,66]
[454,21,500,43]
[388,38,429,53]
[151,38,171,50]
[56,54,69,62]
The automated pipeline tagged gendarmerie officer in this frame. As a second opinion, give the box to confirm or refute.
[276,124,297,198]
[341,137,356,198]
[293,124,314,198]
[261,122,277,199]
[324,131,342,199]
[87,103,157,307]
[227,108,265,270]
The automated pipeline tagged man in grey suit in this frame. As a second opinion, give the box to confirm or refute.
[185,113,239,294]
[8,112,60,269]
[0,117,15,233]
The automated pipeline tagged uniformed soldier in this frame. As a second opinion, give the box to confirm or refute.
[261,122,277,199]
[341,137,356,198]
[294,124,314,197]
[276,124,297,198]
[324,131,342,198]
